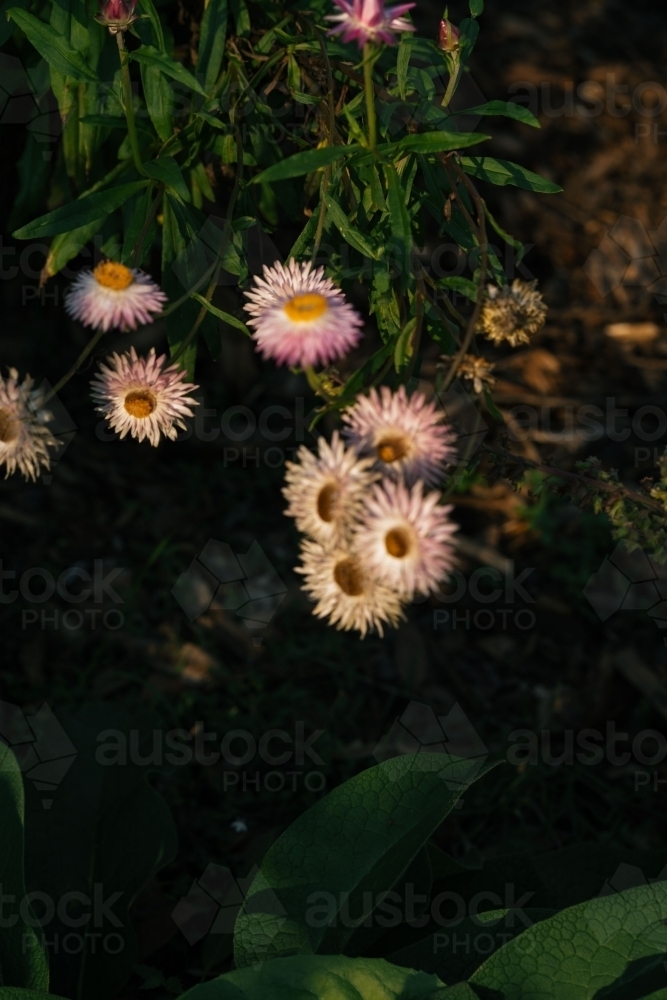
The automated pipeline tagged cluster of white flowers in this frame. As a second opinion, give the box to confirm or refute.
[284,386,458,637]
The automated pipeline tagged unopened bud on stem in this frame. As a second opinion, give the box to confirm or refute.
[95,0,139,33]
[438,18,461,52]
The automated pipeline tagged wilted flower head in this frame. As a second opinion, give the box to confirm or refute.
[65,261,167,332]
[243,259,364,369]
[353,479,457,599]
[91,347,198,447]
[95,0,138,31]
[283,432,378,547]
[477,279,547,348]
[325,0,415,48]
[455,354,496,395]
[296,540,406,638]
[342,385,456,487]
[0,369,59,481]
[438,17,461,52]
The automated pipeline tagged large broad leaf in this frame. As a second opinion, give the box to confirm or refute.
[233,753,497,967]
[5,9,98,82]
[0,745,49,991]
[470,881,667,998]
[459,156,562,193]
[23,704,178,1000]
[12,182,149,239]
[176,955,446,1000]
[252,145,360,185]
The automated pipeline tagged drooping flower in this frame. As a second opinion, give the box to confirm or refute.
[438,17,461,52]
[95,0,139,32]
[455,354,497,395]
[0,369,59,481]
[91,347,198,446]
[325,0,415,47]
[342,385,456,487]
[65,261,167,332]
[296,539,406,637]
[283,432,378,547]
[353,479,457,599]
[477,279,547,348]
[243,259,364,369]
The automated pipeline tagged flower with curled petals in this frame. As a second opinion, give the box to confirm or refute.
[243,259,364,369]
[91,347,198,446]
[325,0,415,48]
[65,261,167,332]
[0,369,59,481]
[342,385,456,487]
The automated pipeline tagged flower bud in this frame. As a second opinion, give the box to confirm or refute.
[438,18,461,52]
[95,0,138,33]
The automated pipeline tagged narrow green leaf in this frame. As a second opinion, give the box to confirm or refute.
[13,181,149,239]
[288,207,320,259]
[6,8,98,82]
[141,62,174,141]
[139,0,165,51]
[460,155,562,193]
[198,0,227,93]
[190,293,250,335]
[396,130,490,154]
[251,145,359,184]
[45,218,105,277]
[323,193,380,259]
[144,156,190,201]
[129,46,206,96]
[457,99,540,128]
[394,316,417,372]
[397,36,412,100]
[384,163,412,248]
[79,114,153,133]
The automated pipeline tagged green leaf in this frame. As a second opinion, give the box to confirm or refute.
[234,753,497,966]
[288,207,320,259]
[323,193,380,260]
[198,0,227,93]
[470,881,667,998]
[23,704,178,1000]
[459,155,562,193]
[469,0,484,16]
[129,46,206,96]
[397,37,412,100]
[394,316,417,372]
[457,99,539,128]
[177,955,445,1000]
[0,991,70,1000]
[383,163,412,276]
[141,62,174,142]
[190,293,250,335]
[396,131,490,154]
[12,181,149,239]
[5,8,98,82]
[44,218,105,277]
[252,145,359,184]
[139,0,166,51]
[144,156,190,201]
[0,745,49,991]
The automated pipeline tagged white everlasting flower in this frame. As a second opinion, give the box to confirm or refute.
[0,369,59,480]
[477,279,547,348]
[91,347,198,446]
[283,432,378,547]
[65,261,167,332]
[296,540,406,638]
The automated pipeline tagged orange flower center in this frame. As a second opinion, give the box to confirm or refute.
[124,389,156,419]
[385,527,412,559]
[94,260,134,291]
[333,557,364,597]
[376,434,409,464]
[283,293,328,322]
[0,407,19,444]
[317,482,338,522]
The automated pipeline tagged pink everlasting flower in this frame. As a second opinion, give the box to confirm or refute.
[243,259,364,369]
[342,385,456,487]
[65,261,167,333]
[326,0,415,48]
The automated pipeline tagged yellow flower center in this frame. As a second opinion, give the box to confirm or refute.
[385,527,412,559]
[283,293,328,322]
[124,389,156,419]
[317,482,338,523]
[376,434,409,464]
[334,557,364,597]
[0,407,19,444]
[94,260,134,291]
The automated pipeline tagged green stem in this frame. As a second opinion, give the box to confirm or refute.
[43,328,107,403]
[116,32,148,177]
[304,365,322,394]
[441,56,461,108]
[363,43,377,151]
